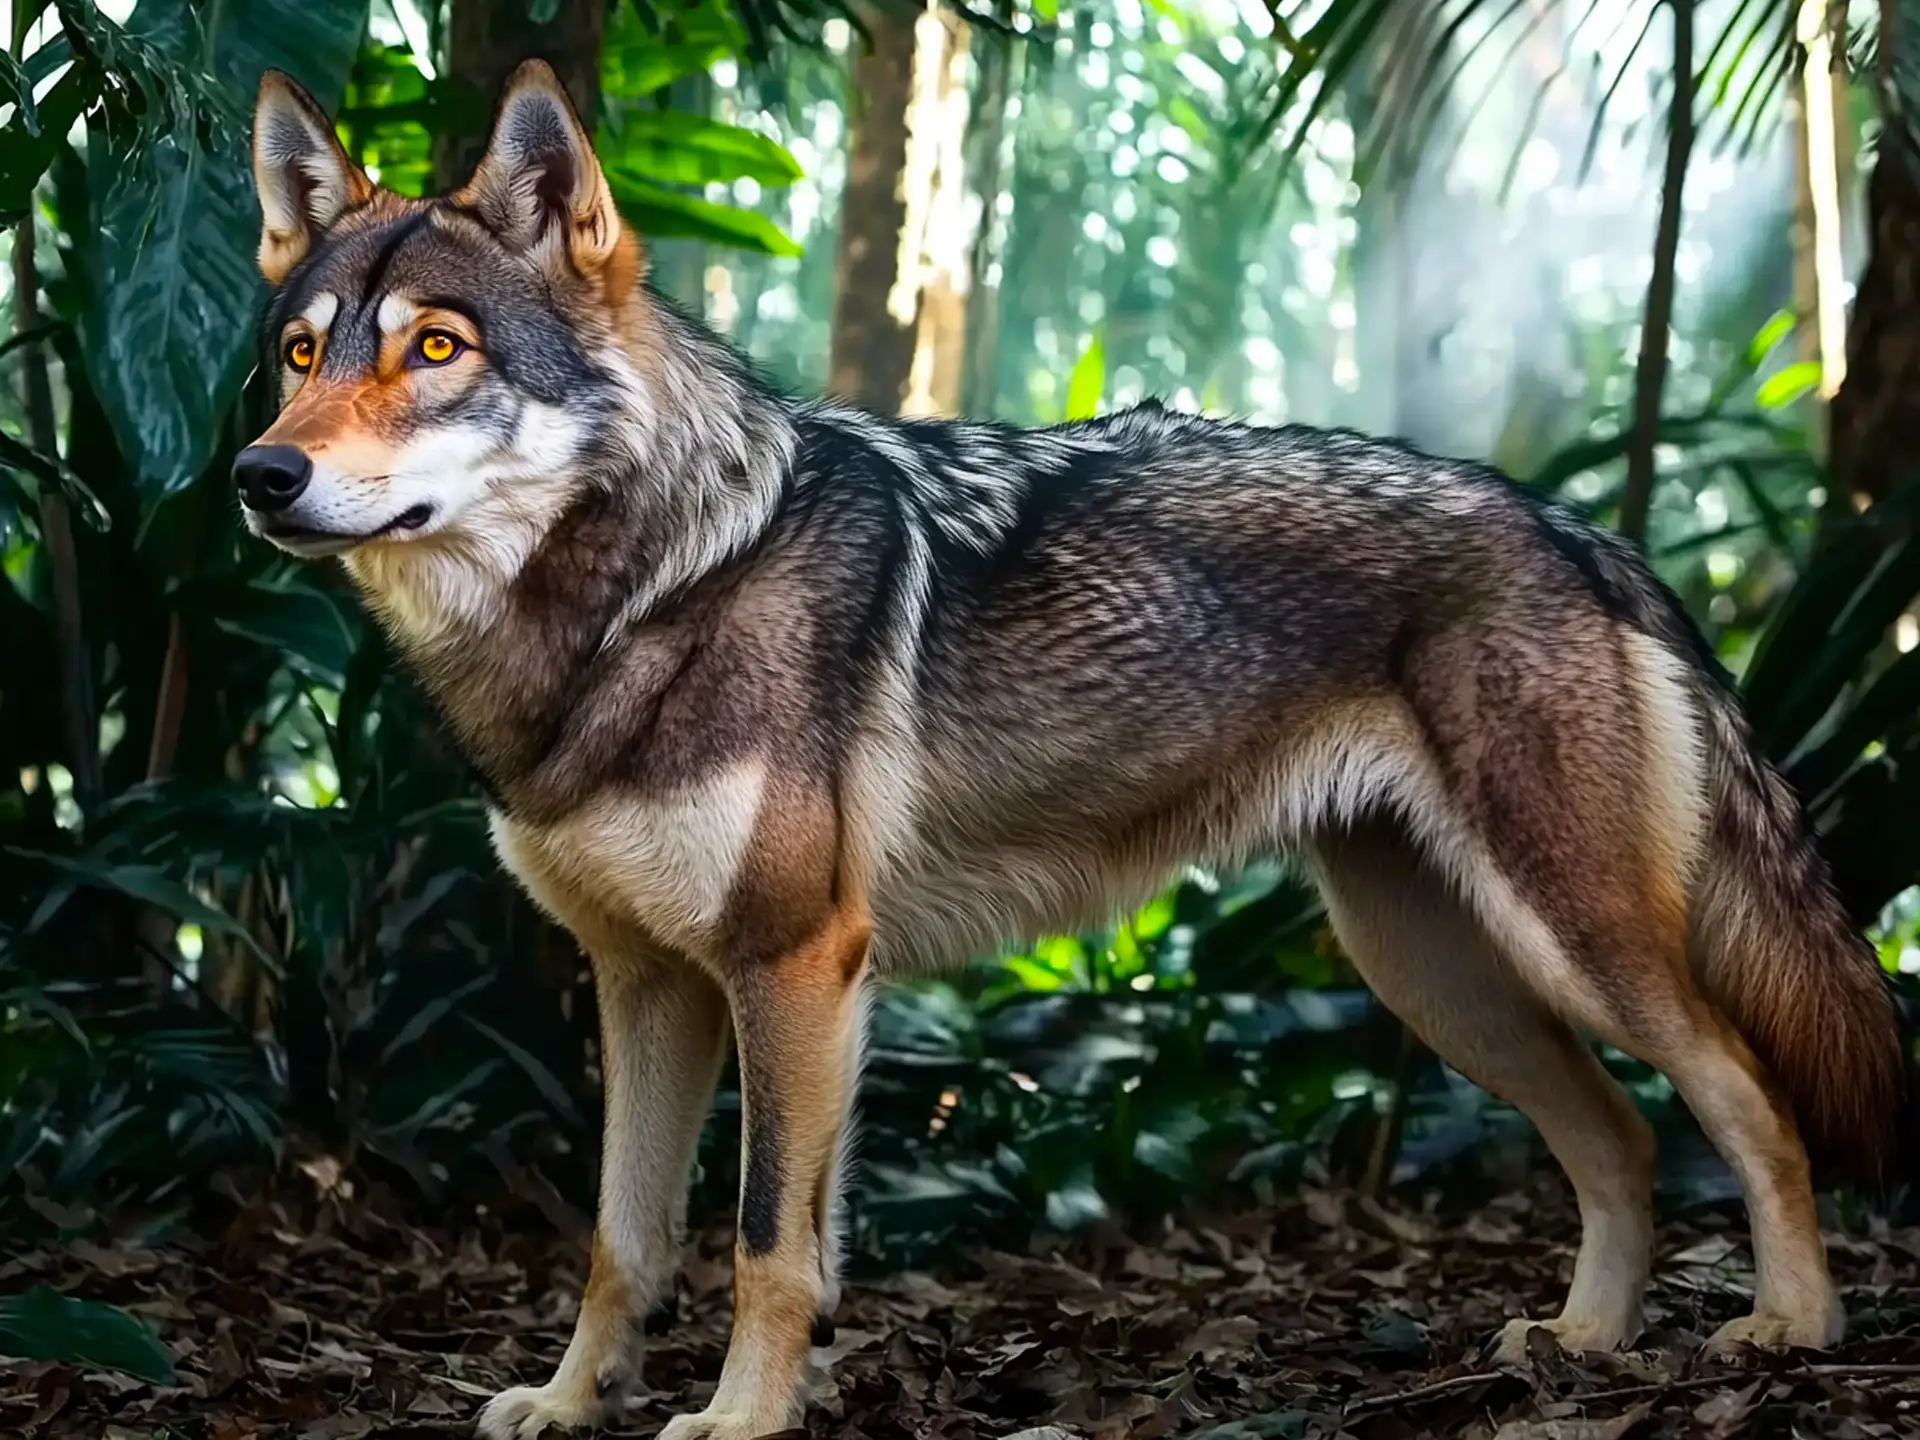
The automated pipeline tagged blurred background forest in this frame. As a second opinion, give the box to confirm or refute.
[3,0,1920,1388]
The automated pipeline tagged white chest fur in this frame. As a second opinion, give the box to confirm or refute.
[488,760,768,960]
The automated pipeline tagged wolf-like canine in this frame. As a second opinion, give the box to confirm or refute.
[241,61,1903,1440]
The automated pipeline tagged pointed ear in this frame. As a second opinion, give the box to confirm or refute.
[252,69,372,286]
[453,59,624,277]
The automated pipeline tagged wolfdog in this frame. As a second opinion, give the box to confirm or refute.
[241,60,1903,1440]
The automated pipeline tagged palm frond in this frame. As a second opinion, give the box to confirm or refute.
[1263,0,1811,190]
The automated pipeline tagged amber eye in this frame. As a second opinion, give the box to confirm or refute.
[285,336,315,373]
[416,330,461,365]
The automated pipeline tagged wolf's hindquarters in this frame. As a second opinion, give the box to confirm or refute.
[1339,611,1870,1348]
[1689,686,1906,1186]
[1528,512,1906,1185]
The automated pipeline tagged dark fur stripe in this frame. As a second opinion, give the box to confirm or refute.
[739,1070,785,1258]
[355,211,433,318]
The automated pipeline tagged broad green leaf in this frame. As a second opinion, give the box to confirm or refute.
[0,428,111,531]
[1755,360,1822,410]
[606,168,801,256]
[0,1286,176,1383]
[14,848,272,966]
[603,109,804,188]
[0,50,38,134]
[1043,1175,1108,1230]
[1745,307,1795,366]
[604,41,734,97]
[998,953,1068,992]
[1065,330,1105,420]
[0,68,85,224]
[204,578,364,689]
[74,0,367,501]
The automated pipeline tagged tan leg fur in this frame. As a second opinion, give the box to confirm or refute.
[477,937,730,1440]
[1312,820,1658,1358]
[659,906,872,1440]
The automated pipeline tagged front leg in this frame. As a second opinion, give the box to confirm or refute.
[479,943,730,1440]
[660,907,871,1440]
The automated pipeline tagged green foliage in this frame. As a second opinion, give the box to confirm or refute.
[0,0,807,1247]
[0,1285,176,1382]
[1064,328,1104,419]
[1261,0,1799,188]
[608,109,804,187]
[0,0,232,226]
[597,0,803,253]
[1755,361,1823,410]
[74,0,367,499]
[2,0,1917,1274]
[605,168,803,255]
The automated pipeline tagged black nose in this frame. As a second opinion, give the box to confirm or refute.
[233,444,312,513]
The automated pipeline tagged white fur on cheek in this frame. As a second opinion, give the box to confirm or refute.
[512,401,590,475]
[344,407,589,644]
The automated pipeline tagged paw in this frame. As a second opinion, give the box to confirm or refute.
[475,1381,610,1440]
[1490,1314,1634,1365]
[1705,1305,1844,1356]
[657,1406,798,1440]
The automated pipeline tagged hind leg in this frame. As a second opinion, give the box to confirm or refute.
[1657,1018,1843,1352]
[1398,620,1844,1355]
[1474,897,1842,1353]
[1313,819,1656,1359]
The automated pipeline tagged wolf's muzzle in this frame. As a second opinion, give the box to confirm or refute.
[233,444,313,513]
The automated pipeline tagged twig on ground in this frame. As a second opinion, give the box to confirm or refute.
[1347,1360,1920,1418]
[1344,1371,1510,1415]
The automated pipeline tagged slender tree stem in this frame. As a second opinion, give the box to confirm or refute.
[1619,0,1695,546]
[146,611,190,781]
[827,0,920,412]
[13,159,101,818]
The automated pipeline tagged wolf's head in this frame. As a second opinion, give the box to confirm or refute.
[238,62,648,568]
[240,63,793,648]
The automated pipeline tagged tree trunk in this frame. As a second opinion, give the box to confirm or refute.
[432,0,605,193]
[1789,0,1853,465]
[960,11,1014,417]
[1827,0,1920,513]
[827,3,919,413]
[899,4,971,419]
[1618,0,1695,546]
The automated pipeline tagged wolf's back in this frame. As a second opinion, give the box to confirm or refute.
[1531,502,1906,1184]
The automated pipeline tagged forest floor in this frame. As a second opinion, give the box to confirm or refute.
[4,1176,1919,1440]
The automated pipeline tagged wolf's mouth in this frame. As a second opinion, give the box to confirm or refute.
[264,503,435,554]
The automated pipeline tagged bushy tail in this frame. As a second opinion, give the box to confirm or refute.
[1526,500,1907,1185]
[1689,686,1908,1186]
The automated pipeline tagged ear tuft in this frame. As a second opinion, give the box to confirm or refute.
[454,60,623,277]
[253,70,372,286]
